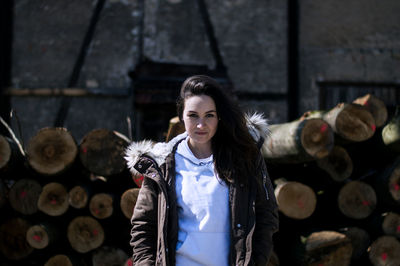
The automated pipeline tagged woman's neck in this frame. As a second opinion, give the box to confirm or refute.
[187,139,212,159]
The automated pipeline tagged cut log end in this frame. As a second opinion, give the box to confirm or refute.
[0,218,34,260]
[382,212,400,238]
[336,104,376,142]
[89,193,114,219]
[9,178,42,215]
[26,225,50,249]
[120,188,140,219]
[38,182,69,216]
[67,216,104,253]
[27,127,78,175]
[69,185,89,209]
[389,165,400,203]
[92,246,129,266]
[79,129,129,176]
[0,135,11,169]
[316,146,353,182]
[338,181,377,219]
[301,119,334,159]
[44,254,73,266]
[353,94,388,128]
[275,181,317,219]
[368,236,400,266]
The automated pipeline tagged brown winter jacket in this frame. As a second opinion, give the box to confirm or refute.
[125,113,279,266]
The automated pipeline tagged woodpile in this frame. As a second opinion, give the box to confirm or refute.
[265,94,400,266]
[0,128,136,265]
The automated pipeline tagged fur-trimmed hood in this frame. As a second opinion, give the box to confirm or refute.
[125,112,269,176]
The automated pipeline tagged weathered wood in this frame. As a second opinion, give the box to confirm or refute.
[120,188,140,219]
[89,193,114,219]
[262,118,334,163]
[67,216,104,253]
[166,116,185,142]
[38,182,69,216]
[316,145,353,182]
[27,127,78,176]
[79,129,129,176]
[337,181,377,219]
[274,179,317,220]
[303,230,353,266]
[302,103,376,142]
[382,105,400,152]
[9,178,42,215]
[368,236,400,266]
[340,227,370,261]
[0,217,34,260]
[353,94,388,128]
[382,212,400,238]
[26,222,59,249]
[44,254,73,266]
[92,246,129,266]
[68,184,90,209]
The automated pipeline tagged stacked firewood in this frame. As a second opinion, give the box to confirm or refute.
[263,94,400,266]
[0,128,138,265]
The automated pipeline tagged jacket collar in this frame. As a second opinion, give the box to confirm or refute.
[125,112,269,176]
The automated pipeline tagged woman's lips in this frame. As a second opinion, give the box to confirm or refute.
[195,132,207,135]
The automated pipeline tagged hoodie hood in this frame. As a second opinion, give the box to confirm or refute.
[125,112,269,176]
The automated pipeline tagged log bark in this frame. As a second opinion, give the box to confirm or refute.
[0,217,34,260]
[382,105,400,152]
[303,230,353,266]
[79,129,129,176]
[67,216,104,253]
[26,222,59,249]
[316,145,353,182]
[26,127,78,176]
[9,178,42,215]
[337,181,377,219]
[340,227,370,261]
[165,116,185,142]
[353,94,388,128]
[92,246,129,266]
[274,179,317,220]
[368,236,400,266]
[37,182,69,216]
[302,103,376,142]
[120,188,140,219]
[89,193,114,219]
[262,118,334,163]
[44,254,73,266]
[68,184,90,209]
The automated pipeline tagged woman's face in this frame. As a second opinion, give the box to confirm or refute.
[182,95,219,148]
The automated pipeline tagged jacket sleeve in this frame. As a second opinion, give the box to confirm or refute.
[130,176,159,265]
[252,155,279,266]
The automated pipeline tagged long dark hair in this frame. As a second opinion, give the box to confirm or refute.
[177,75,259,184]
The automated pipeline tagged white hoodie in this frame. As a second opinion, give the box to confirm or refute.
[174,137,230,266]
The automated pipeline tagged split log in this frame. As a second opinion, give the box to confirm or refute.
[89,193,114,219]
[353,94,388,128]
[0,217,34,260]
[26,222,59,249]
[316,145,353,182]
[120,188,140,219]
[302,103,376,142]
[67,216,104,253]
[381,212,400,238]
[368,236,400,266]
[262,118,334,163]
[26,127,78,176]
[382,105,400,152]
[166,116,185,142]
[9,178,42,215]
[274,179,317,220]
[337,181,377,219]
[79,129,130,176]
[38,182,69,216]
[44,254,73,266]
[340,227,370,261]
[301,230,353,266]
[92,246,129,266]
[68,184,90,209]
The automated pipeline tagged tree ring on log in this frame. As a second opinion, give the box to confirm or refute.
[9,178,42,215]
[301,119,334,159]
[368,236,400,266]
[353,94,388,128]
[38,182,69,216]
[27,127,78,175]
[69,185,89,209]
[67,216,104,253]
[316,145,353,182]
[388,165,400,203]
[0,217,33,260]
[120,188,140,219]
[44,254,73,266]
[26,224,49,249]
[382,212,400,238]
[89,193,114,219]
[0,135,11,169]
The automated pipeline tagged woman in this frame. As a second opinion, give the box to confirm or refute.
[125,75,279,266]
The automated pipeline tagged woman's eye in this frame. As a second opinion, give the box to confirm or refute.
[188,114,197,118]
[206,114,215,118]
